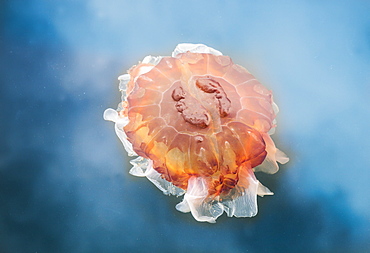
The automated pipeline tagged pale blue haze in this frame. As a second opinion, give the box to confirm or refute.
[1,0,369,252]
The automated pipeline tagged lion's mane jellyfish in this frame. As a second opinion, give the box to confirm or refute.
[104,43,289,223]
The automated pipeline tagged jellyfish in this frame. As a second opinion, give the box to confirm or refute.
[104,43,289,223]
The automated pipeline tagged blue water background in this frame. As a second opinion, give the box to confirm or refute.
[1,0,370,252]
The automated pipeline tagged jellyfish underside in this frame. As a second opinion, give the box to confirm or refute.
[104,43,288,223]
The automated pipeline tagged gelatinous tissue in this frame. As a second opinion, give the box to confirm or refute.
[104,43,289,223]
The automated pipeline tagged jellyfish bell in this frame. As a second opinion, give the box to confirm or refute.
[104,43,289,223]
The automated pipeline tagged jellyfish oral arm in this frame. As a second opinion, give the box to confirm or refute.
[176,166,274,223]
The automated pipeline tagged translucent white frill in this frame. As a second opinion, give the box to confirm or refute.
[129,157,185,196]
[175,175,273,223]
[172,43,223,57]
[254,133,289,174]
[103,108,136,157]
